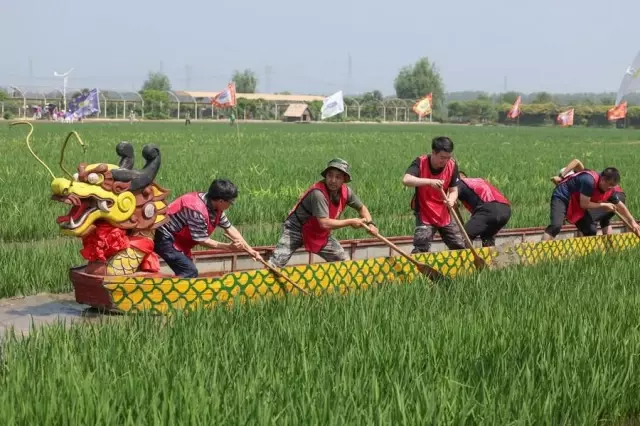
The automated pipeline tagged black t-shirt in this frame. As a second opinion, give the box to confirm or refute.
[457,180,483,212]
[553,173,619,204]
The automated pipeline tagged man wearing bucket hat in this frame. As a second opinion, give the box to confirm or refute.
[267,158,378,268]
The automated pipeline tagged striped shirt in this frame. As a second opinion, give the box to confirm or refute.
[157,193,231,242]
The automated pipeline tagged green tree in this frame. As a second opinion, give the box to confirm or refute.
[232,69,258,93]
[501,91,520,104]
[600,96,615,105]
[361,90,384,103]
[141,71,171,91]
[393,57,445,108]
[532,92,553,104]
[0,90,7,101]
[140,90,170,119]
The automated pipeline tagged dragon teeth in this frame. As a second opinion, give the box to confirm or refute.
[97,200,110,212]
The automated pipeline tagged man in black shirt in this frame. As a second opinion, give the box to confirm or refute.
[456,171,511,247]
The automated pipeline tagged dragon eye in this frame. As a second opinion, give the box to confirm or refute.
[87,173,100,184]
[73,173,79,181]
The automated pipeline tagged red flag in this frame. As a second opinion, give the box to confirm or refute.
[412,93,433,118]
[211,82,237,108]
[607,101,627,121]
[557,108,574,127]
[507,96,522,119]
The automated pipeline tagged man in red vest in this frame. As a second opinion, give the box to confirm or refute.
[267,158,378,268]
[542,166,640,240]
[154,179,262,277]
[456,171,511,247]
[551,158,631,236]
[402,136,466,253]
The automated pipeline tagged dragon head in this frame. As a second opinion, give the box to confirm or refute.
[50,142,170,237]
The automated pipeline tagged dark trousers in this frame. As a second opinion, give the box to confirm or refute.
[464,202,511,247]
[545,196,597,238]
[412,217,466,253]
[153,235,198,278]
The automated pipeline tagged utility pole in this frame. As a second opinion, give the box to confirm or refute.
[347,53,353,95]
[53,68,74,112]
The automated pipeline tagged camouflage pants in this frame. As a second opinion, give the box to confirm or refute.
[412,218,466,253]
[268,225,348,268]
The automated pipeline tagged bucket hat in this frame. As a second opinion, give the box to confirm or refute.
[321,158,351,183]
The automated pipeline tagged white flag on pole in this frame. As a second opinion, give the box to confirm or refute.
[321,90,344,120]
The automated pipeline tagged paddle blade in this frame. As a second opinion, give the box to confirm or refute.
[417,263,448,282]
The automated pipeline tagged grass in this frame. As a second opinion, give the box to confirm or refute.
[2,121,640,299]
[2,122,640,423]
[1,249,640,424]
[2,121,640,244]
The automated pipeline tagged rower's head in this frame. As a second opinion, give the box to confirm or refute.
[321,158,351,191]
[430,136,454,169]
[598,167,621,192]
[207,178,238,211]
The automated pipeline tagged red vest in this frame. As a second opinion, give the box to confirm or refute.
[411,156,455,227]
[560,170,616,224]
[166,192,221,258]
[288,182,348,253]
[460,177,510,213]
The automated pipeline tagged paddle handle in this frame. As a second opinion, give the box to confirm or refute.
[223,235,309,295]
[614,211,640,239]
[439,188,486,267]
[362,224,423,268]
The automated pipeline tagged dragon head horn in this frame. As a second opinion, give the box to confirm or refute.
[111,144,161,191]
[116,142,135,170]
[10,121,56,179]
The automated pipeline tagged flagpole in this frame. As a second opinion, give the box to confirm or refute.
[234,106,240,140]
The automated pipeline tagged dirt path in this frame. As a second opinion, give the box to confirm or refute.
[0,293,108,340]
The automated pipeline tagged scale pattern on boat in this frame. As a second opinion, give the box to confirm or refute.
[102,233,639,314]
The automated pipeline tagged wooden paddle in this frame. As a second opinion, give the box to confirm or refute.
[613,210,640,239]
[223,236,309,295]
[439,188,487,270]
[361,224,447,282]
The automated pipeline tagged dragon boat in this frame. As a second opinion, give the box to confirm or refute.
[11,122,640,315]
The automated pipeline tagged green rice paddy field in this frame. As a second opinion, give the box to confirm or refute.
[2,122,640,424]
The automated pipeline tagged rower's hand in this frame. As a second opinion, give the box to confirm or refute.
[365,223,379,236]
[229,240,245,251]
[426,179,444,189]
[350,218,366,229]
[248,249,264,262]
[444,197,456,208]
[601,203,617,212]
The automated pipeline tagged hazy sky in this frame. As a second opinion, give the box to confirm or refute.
[3,0,640,96]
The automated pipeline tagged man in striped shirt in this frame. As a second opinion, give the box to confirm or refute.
[154,179,261,278]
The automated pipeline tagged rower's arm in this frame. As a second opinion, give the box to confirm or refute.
[615,202,637,227]
[223,226,249,246]
[579,194,609,210]
[561,159,584,177]
[199,238,233,251]
[317,217,364,230]
[447,186,459,204]
[356,204,373,223]
[402,174,437,187]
